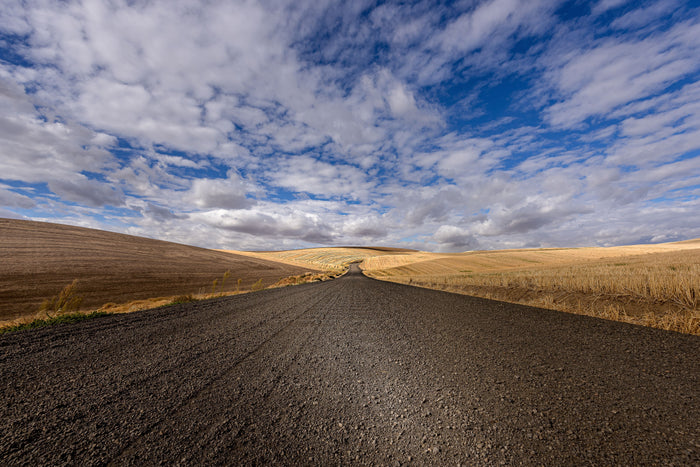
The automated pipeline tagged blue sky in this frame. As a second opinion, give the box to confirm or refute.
[1,0,699,251]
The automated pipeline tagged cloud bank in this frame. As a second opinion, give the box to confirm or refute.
[1,0,698,251]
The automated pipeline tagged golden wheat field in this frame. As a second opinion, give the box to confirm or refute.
[361,241,700,335]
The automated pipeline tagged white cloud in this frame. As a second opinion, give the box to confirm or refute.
[400,184,466,226]
[473,198,592,237]
[432,0,521,54]
[435,139,496,177]
[401,0,558,85]
[610,0,677,30]
[387,83,418,117]
[0,71,120,208]
[187,175,253,210]
[1,0,698,252]
[47,176,124,208]
[266,155,374,200]
[592,0,631,16]
[544,19,700,128]
[192,206,336,244]
[343,215,390,239]
[432,225,480,251]
[0,186,36,209]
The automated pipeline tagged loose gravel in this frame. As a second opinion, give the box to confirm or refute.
[1,265,698,465]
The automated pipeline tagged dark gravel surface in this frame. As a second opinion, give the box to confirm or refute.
[1,265,698,465]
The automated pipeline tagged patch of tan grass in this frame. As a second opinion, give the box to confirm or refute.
[362,240,700,275]
[363,241,700,335]
[270,271,344,288]
[0,308,110,331]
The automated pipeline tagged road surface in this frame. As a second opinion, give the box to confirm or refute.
[1,265,698,465]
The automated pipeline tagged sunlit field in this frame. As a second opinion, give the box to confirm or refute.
[361,241,700,335]
[222,247,414,271]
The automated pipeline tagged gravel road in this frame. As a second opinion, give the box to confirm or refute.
[1,265,698,465]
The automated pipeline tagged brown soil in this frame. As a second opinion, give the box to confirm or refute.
[0,219,316,323]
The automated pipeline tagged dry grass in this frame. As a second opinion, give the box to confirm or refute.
[270,271,345,287]
[0,270,342,332]
[1,290,231,331]
[363,241,700,335]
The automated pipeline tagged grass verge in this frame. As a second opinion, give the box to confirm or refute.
[0,311,110,334]
[270,271,344,287]
[0,270,346,334]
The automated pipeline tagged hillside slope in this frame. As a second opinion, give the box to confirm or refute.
[0,219,316,323]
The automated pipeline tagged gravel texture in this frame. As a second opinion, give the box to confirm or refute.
[1,265,698,465]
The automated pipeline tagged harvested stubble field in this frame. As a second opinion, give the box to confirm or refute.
[0,219,316,327]
[224,246,416,270]
[361,241,700,335]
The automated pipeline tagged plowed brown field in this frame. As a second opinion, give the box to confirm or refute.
[0,219,315,324]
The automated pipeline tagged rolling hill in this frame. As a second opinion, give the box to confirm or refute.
[0,219,316,324]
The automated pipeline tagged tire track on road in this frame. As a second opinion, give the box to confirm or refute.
[108,281,342,465]
[0,283,332,464]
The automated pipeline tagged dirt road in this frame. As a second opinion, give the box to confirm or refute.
[1,266,698,465]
